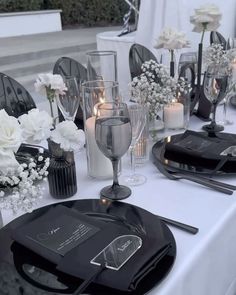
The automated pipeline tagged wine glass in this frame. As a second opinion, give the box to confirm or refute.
[56,76,81,122]
[123,103,147,186]
[202,65,229,133]
[95,102,132,200]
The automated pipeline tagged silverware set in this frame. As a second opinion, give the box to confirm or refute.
[154,159,236,195]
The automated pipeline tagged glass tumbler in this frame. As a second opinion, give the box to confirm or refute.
[86,50,117,82]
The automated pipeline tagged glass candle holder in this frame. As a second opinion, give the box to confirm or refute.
[82,80,121,179]
[164,91,190,130]
[86,50,117,82]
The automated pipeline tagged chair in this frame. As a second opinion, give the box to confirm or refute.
[53,57,87,129]
[129,43,158,79]
[210,31,227,50]
[0,73,36,118]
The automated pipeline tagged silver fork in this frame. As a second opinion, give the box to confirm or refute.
[155,160,236,195]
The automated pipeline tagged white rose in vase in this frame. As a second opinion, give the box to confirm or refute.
[18,108,53,144]
[154,27,190,50]
[50,121,85,152]
[0,109,22,152]
[190,4,222,33]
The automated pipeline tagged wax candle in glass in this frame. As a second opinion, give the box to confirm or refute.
[164,92,190,130]
[82,80,121,179]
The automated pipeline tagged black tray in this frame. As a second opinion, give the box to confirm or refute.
[152,132,236,175]
[0,199,176,295]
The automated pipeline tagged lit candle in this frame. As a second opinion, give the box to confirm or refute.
[85,116,113,179]
[164,102,184,129]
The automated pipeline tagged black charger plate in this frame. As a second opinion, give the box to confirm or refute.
[152,132,236,175]
[0,199,176,295]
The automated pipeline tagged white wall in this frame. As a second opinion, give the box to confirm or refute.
[0,10,62,38]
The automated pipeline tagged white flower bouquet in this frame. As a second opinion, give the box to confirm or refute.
[154,27,190,77]
[34,73,67,126]
[0,109,50,213]
[130,60,190,120]
[50,120,85,152]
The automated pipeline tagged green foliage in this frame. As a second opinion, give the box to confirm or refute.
[0,0,130,26]
[0,0,43,12]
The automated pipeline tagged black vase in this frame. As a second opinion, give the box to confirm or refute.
[48,140,77,199]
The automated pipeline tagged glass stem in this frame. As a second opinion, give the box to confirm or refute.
[111,159,120,189]
[130,146,136,175]
[211,102,217,126]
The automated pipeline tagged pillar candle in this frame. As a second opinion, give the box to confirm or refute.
[164,102,184,129]
[85,116,113,179]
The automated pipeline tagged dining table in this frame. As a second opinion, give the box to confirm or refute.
[1,102,236,295]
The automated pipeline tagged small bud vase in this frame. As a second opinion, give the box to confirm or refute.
[47,140,77,199]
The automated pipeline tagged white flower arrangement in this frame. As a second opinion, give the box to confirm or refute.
[18,108,53,144]
[130,60,190,119]
[34,73,67,100]
[0,109,22,152]
[34,73,67,125]
[50,121,85,152]
[190,4,222,42]
[0,109,51,213]
[154,27,190,50]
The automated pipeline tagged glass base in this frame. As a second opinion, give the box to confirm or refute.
[202,123,224,133]
[100,184,131,200]
[122,174,147,186]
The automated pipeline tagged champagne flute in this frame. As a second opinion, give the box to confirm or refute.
[56,76,81,122]
[202,65,229,133]
[95,102,132,200]
[123,103,147,186]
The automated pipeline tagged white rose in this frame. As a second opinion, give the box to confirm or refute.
[154,27,190,50]
[34,73,67,95]
[50,121,85,151]
[18,108,53,144]
[0,149,20,174]
[190,4,222,32]
[0,109,22,152]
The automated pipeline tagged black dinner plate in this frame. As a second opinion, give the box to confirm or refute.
[0,199,176,295]
[152,132,236,176]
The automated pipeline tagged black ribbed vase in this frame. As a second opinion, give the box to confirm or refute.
[48,140,77,199]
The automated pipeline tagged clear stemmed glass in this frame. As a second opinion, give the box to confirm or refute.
[95,102,132,200]
[202,65,229,133]
[56,76,81,122]
[123,103,147,186]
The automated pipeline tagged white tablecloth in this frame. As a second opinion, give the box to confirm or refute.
[2,105,236,295]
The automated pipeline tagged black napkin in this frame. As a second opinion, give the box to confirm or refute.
[11,204,170,292]
[164,130,236,172]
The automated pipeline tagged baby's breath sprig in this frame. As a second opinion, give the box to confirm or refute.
[0,155,50,214]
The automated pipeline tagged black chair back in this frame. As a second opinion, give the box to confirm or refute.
[210,31,227,50]
[53,57,87,129]
[129,44,158,79]
[0,73,36,117]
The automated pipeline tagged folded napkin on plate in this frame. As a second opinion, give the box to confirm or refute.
[164,130,236,172]
[11,204,170,292]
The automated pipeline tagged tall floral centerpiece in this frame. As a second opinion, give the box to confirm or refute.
[190,4,222,110]
[154,27,190,77]
[34,73,67,127]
